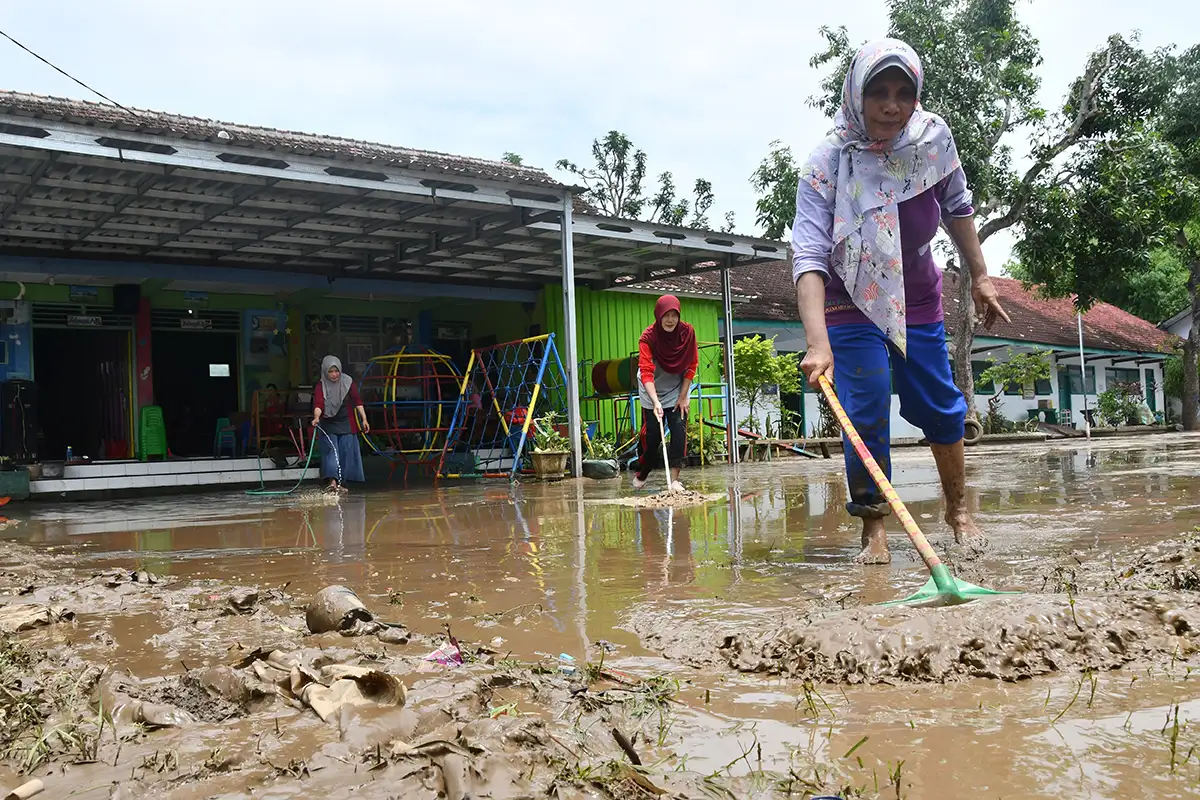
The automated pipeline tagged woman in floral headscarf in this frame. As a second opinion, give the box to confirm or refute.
[792,38,1009,564]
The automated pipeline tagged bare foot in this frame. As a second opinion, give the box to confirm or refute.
[947,511,989,551]
[853,518,891,564]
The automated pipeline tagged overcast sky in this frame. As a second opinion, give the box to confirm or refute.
[0,1,1193,274]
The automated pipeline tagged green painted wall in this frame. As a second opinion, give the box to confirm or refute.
[538,285,726,434]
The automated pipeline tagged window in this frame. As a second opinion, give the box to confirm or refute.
[1104,367,1140,387]
[971,361,994,393]
[1035,377,1053,396]
[1064,365,1097,394]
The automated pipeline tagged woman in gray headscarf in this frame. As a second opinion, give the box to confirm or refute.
[311,355,369,492]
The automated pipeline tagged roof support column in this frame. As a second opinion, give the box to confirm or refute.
[560,194,583,478]
[721,267,739,465]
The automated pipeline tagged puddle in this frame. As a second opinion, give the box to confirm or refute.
[0,433,1198,796]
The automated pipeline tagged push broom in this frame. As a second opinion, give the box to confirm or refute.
[817,375,1014,607]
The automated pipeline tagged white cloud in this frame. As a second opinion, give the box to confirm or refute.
[0,0,1194,276]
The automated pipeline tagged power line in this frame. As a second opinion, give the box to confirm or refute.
[0,28,132,112]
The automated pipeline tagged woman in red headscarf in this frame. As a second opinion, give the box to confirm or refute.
[633,295,699,491]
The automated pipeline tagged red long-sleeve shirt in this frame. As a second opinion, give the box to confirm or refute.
[638,341,698,386]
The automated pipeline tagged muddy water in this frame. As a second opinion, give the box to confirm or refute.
[4,432,1200,797]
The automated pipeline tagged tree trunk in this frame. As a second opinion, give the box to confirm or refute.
[1184,247,1200,431]
[951,268,979,422]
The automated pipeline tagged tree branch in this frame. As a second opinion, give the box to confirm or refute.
[978,48,1116,243]
[985,97,1013,154]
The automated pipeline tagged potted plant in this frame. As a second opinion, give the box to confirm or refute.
[582,433,620,480]
[531,411,571,480]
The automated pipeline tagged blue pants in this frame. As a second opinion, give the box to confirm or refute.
[317,430,366,483]
[828,321,966,518]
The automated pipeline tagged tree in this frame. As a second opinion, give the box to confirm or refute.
[501,152,524,165]
[732,335,800,431]
[558,131,735,231]
[977,348,1052,432]
[1016,45,1200,428]
[750,0,1173,419]
[977,349,1051,398]
[749,140,799,240]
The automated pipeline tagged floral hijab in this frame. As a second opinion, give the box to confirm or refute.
[801,38,964,356]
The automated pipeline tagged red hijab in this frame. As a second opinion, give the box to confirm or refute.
[639,295,696,373]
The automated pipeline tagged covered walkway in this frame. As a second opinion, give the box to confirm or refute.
[0,91,782,472]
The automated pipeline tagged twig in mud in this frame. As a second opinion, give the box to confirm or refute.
[547,732,581,760]
[612,728,642,766]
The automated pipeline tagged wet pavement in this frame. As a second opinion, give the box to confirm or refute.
[3,432,1200,797]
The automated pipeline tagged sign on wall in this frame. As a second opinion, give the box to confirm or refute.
[67,315,103,327]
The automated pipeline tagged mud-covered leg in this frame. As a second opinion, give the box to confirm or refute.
[829,324,894,565]
[929,439,987,550]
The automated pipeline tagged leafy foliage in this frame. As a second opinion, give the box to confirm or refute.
[732,336,800,426]
[501,152,524,165]
[977,349,1051,399]
[587,433,616,460]
[532,412,570,453]
[685,417,722,465]
[1096,382,1147,427]
[749,140,799,240]
[557,131,734,231]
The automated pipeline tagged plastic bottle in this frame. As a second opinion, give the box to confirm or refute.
[65,445,73,462]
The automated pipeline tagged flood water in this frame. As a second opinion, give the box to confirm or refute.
[10,432,1200,798]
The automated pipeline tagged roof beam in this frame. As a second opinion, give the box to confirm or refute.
[147,180,278,254]
[67,168,172,251]
[0,152,56,226]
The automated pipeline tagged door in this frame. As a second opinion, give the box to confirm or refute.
[1058,366,1073,421]
[1145,369,1158,413]
[152,331,240,456]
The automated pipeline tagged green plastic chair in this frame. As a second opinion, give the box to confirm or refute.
[213,417,237,458]
[139,406,168,462]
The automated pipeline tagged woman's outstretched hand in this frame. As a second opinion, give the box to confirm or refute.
[972,276,1011,330]
[800,342,835,389]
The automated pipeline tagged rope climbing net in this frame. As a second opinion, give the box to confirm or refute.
[437,333,569,481]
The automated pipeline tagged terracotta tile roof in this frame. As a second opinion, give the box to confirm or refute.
[943,273,1177,354]
[0,91,564,188]
[645,259,1177,354]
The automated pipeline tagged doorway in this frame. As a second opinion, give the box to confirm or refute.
[33,328,133,461]
[152,331,239,457]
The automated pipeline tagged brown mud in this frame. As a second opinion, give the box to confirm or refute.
[629,533,1200,684]
[0,543,866,799]
[2,434,1200,797]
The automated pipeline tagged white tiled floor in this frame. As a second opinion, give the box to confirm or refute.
[61,458,272,480]
[30,466,318,495]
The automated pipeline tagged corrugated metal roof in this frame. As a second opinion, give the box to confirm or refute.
[0,91,563,188]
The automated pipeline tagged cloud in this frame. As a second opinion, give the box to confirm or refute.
[0,0,1194,276]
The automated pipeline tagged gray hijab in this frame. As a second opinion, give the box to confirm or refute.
[320,355,352,416]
